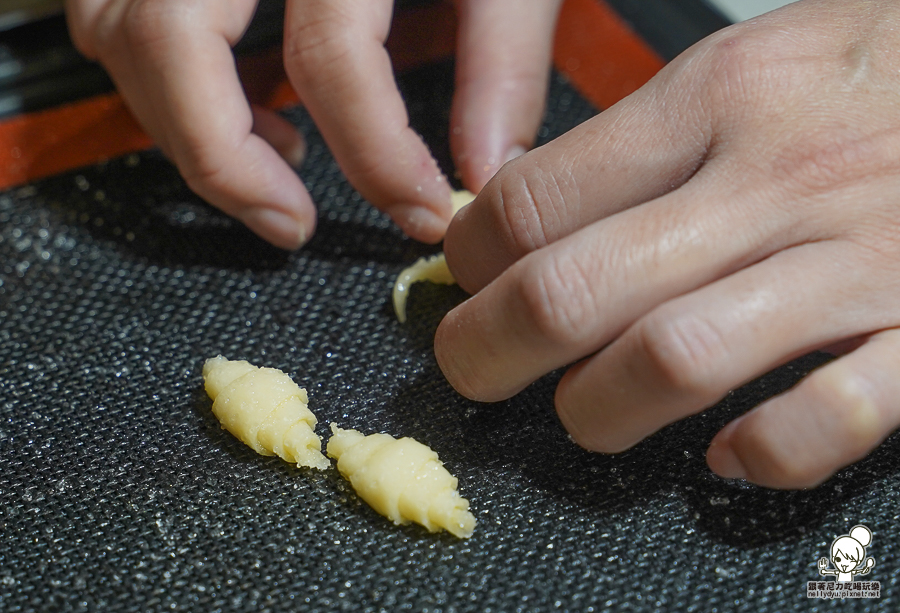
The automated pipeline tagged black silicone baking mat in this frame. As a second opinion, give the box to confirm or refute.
[1,5,897,613]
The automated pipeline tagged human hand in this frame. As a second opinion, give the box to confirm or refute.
[435,0,900,489]
[64,0,560,249]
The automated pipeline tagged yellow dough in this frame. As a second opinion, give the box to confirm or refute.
[202,356,329,470]
[392,253,456,323]
[327,424,476,538]
[449,189,477,216]
[393,189,475,323]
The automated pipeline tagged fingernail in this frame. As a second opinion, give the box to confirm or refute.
[270,130,306,169]
[240,208,307,250]
[707,438,747,480]
[504,144,527,165]
[391,204,449,243]
[283,136,307,169]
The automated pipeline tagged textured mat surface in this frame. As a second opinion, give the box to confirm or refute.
[0,59,897,612]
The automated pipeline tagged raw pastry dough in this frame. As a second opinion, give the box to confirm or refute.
[327,424,476,538]
[392,253,456,323]
[203,358,478,536]
[450,189,477,216]
[393,189,475,323]
[203,356,329,470]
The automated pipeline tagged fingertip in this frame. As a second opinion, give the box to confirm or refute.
[555,362,604,452]
[389,202,451,244]
[238,207,314,250]
[279,131,308,170]
[180,132,319,250]
[434,302,521,403]
[708,408,827,490]
[251,105,307,169]
[433,314,456,381]
[434,309,478,399]
[706,419,749,480]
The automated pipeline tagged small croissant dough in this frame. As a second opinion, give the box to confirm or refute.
[203,357,476,537]
[202,356,330,470]
[327,424,476,538]
[392,189,476,323]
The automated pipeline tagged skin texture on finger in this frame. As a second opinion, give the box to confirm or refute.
[707,328,900,489]
[284,0,452,243]
[64,0,112,56]
[451,0,562,192]
[439,0,900,395]
[68,0,317,249]
[438,101,900,405]
[444,63,712,294]
[554,240,900,454]
[435,0,900,489]
[435,170,798,403]
[444,0,900,294]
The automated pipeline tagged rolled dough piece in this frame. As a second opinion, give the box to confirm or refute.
[203,356,329,470]
[327,424,476,538]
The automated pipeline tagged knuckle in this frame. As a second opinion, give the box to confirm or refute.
[711,24,799,81]
[284,16,355,89]
[729,411,822,489]
[491,166,566,257]
[734,365,886,489]
[692,33,768,110]
[66,11,99,58]
[119,0,184,52]
[514,253,598,348]
[803,368,883,453]
[68,0,125,58]
[178,146,232,199]
[634,310,725,400]
[686,27,801,124]
[76,1,210,64]
[742,427,821,489]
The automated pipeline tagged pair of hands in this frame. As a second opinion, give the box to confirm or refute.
[67,0,900,490]
[64,0,560,248]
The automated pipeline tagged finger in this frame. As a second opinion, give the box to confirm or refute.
[436,168,784,402]
[820,336,870,356]
[63,0,111,58]
[450,0,562,191]
[85,0,317,249]
[284,0,452,243]
[445,59,711,293]
[707,327,900,489]
[554,240,890,453]
[251,104,307,169]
